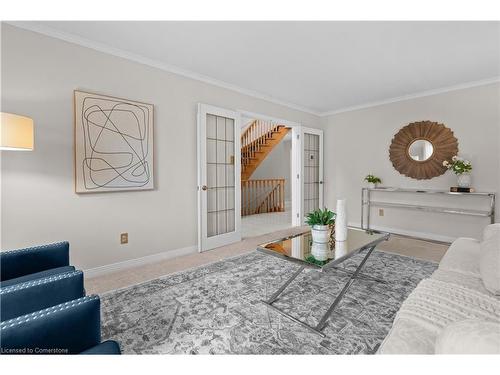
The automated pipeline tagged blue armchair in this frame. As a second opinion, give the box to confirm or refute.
[0,242,75,287]
[0,270,85,321]
[0,295,121,354]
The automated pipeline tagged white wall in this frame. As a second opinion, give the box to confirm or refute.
[250,138,292,201]
[322,82,500,241]
[0,24,321,269]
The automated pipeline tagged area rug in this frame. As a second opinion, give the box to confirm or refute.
[100,250,437,354]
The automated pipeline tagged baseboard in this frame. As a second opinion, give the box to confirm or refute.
[84,245,198,279]
[348,222,455,244]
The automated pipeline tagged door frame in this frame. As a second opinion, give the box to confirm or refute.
[237,110,306,227]
[197,107,324,252]
[197,103,242,252]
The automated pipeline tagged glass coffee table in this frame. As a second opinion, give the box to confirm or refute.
[258,227,390,336]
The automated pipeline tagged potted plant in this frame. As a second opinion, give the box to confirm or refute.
[443,156,472,188]
[306,208,335,261]
[364,174,382,189]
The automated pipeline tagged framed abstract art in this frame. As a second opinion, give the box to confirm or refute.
[74,90,154,193]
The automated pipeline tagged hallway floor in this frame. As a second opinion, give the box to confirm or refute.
[241,201,292,238]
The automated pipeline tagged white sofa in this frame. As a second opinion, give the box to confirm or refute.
[378,224,500,354]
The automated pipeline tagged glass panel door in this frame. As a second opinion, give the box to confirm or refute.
[198,104,241,252]
[206,114,236,237]
[301,128,323,221]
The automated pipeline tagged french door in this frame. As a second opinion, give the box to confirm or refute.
[300,127,324,223]
[197,104,241,252]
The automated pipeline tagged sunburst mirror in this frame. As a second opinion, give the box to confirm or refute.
[389,121,459,180]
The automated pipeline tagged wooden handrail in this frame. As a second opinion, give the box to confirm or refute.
[241,178,285,216]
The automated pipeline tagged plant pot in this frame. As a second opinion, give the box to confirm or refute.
[457,173,472,188]
[311,225,329,244]
[311,242,329,261]
[367,182,377,189]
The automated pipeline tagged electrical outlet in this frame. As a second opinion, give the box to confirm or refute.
[379,209,384,217]
[120,233,128,244]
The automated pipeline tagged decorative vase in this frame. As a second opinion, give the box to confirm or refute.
[311,224,330,261]
[335,199,348,242]
[311,242,329,261]
[334,240,348,259]
[457,173,472,188]
[311,224,329,244]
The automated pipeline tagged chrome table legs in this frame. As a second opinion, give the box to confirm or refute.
[262,245,381,337]
[266,265,306,304]
[314,246,377,332]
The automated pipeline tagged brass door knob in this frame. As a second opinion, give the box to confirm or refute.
[201,185,208,191]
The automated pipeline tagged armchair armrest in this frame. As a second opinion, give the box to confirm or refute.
[0,295,101,354]
[0,242,70,281]
[0,270,85,321]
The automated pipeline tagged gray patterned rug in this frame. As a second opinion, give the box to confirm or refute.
[100,250,437,354]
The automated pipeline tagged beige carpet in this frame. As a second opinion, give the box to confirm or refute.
[85,227,449,295]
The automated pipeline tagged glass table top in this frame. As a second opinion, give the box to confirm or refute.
[257,227,389,269]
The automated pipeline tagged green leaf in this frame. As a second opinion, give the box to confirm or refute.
[305,207,336,226]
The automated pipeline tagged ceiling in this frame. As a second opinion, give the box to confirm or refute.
[11,21,500,115]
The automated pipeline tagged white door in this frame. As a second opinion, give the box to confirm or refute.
[197,104,241,252]
[300,127,324,223]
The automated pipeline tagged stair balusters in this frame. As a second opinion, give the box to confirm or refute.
[241,178,285,216]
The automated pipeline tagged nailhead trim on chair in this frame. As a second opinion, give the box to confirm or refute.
[1,241,69,255]
[0,295,98,330]
[0,271,83,295]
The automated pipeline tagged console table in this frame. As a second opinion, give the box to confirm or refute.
[361,187,496,231]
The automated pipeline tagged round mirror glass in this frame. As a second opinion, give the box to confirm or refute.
[408,139,434,162]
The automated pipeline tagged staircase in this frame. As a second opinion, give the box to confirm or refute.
[241,179,285,216]
[241,120,290,181]
[241,120,290,216]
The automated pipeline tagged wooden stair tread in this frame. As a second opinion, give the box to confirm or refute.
[241,126,290,180]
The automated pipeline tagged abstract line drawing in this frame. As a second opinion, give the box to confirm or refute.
[74,90,154,193]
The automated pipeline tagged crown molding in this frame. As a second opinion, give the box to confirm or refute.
[319,76,500,117]
[6,22,500,119]
[6,21,322,116]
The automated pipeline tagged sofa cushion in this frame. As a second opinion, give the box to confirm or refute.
[378,277,500,354]
[483,223,500,241]
[431,269,495,296]
[378,318,436,354]
[479,232,500,295]
[0,266,75,288]
[438,238,480,276]
[0,242,70,281]
[80,340,121,355]
[394,278,499,330]
[0,296,101,354]
[435,319,500,354]
[0,271,85,321]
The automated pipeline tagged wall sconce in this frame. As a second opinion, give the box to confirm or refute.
[0,112,34,151]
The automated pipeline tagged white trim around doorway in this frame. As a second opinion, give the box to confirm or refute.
[237,110,303,227]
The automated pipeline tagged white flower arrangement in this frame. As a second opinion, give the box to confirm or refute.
[442,155,472,175]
